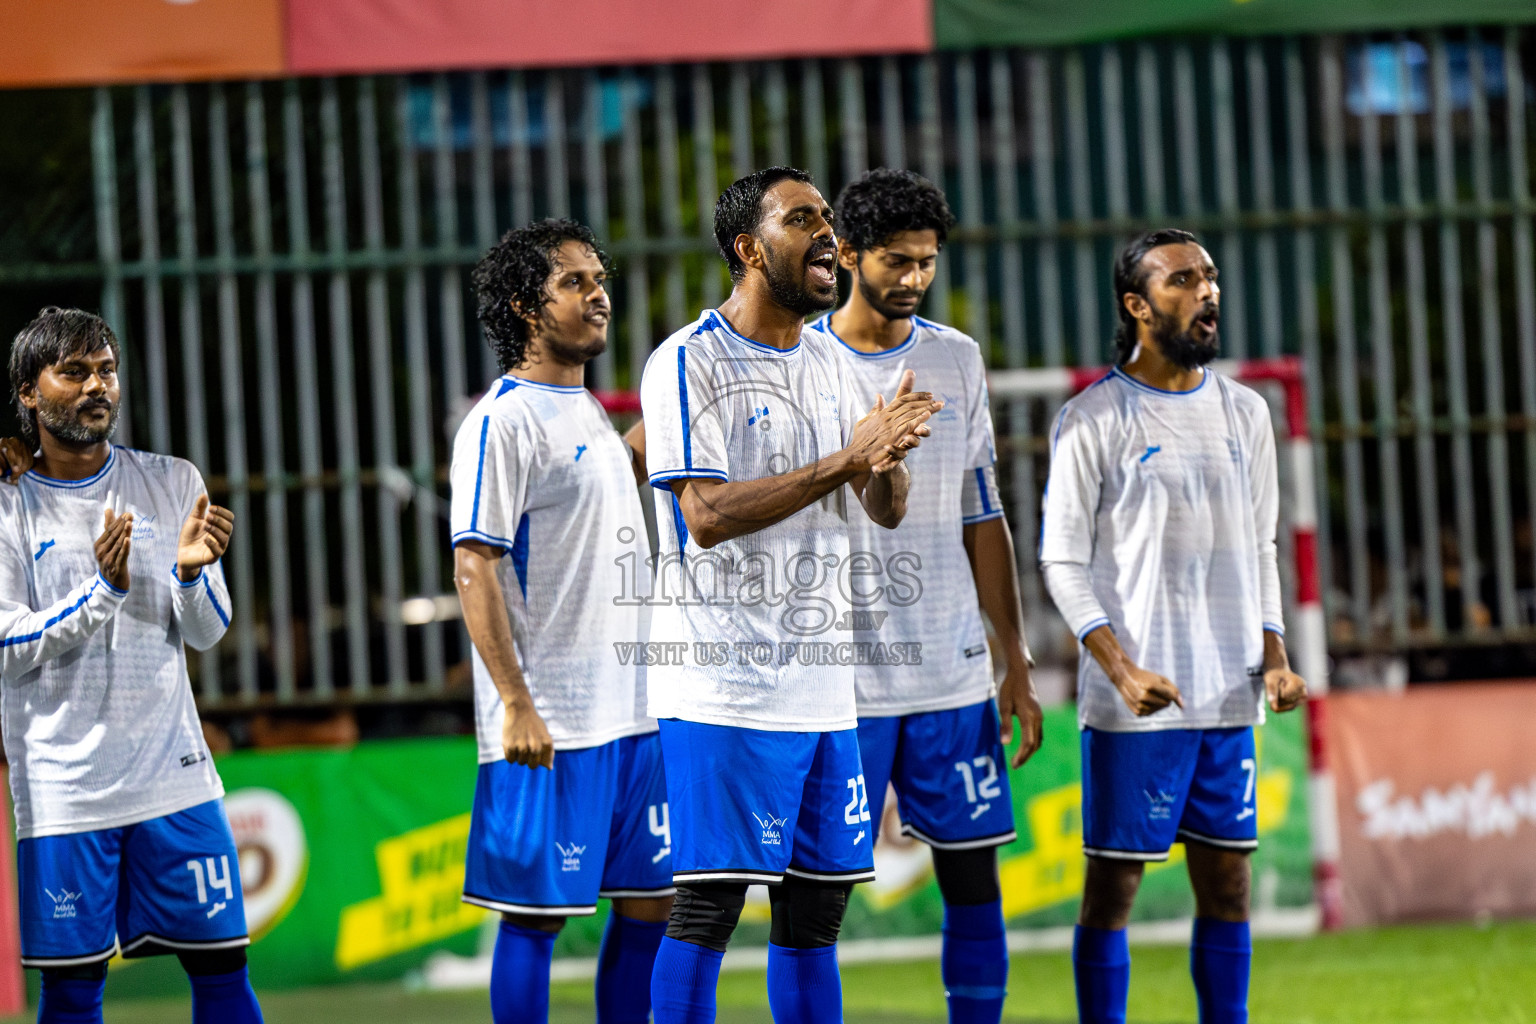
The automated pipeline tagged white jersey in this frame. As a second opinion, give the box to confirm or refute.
[640,310,867,732]
[0,447,230,839]
[808,315,1003,717]
[1039,367,1284,732]
[449,375,653,763]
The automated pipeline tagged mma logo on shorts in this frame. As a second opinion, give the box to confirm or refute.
[1146,789,1176,821]
[556,842,586,872]
[45,888,80,920]
[752,812,788,846]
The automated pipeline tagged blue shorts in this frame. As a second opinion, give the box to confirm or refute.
[857,699,1018,851]
[1081,726,1259,861]
[463,731,673,917]
[17,799,250,968]
[658,720,876,886]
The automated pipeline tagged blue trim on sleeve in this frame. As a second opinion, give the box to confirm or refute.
[962,511,1005,525]
[1075,617,1111,642]
[97,572,128,597]
[974,467,997,517]
[171,565,203,588]
[202,574,230,627]
[470,417,490,533]
[677,345,694,472]
[0,580,100,649]
[647,468,728,491]
[451,530,515,553]
[1262,622,1286,637]
[509,513,531,600]
[670,492,689,555]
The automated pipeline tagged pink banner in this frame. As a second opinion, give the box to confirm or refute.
[286,0,932,75]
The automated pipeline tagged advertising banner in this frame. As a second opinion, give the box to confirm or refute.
[1328,683,1536,927]
[109,705,1310,993]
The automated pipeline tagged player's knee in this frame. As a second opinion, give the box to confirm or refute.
[665,883,747,953]
[767,877,851,949]
[1189,847,1251,920]
[40,963,107,985]
[502,912,565,934]
[932,846,1001,906]
[177,947,248,977]
[1079,856,1144,929]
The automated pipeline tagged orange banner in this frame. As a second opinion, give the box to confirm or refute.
[1329,683,1536,927]
[286,0,932,75]
[1,0,284,89]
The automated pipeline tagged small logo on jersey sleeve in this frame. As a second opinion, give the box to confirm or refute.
[752,811,788,846]
[45,888,80,919]
[33,539,55,562]
[556,842,587,872]
[574,444,587,461]
[1139,445,1162,463]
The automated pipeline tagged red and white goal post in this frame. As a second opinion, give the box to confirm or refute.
[596,354,1342,930]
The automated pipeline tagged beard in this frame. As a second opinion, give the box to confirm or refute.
[1149,303,1219,370]
[36,393,119,445]
[762,240,838,318]
[857,274,924,322]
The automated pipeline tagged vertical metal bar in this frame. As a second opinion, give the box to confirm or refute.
[1319,37,1372,640]
[729,63,753,179]
[765,62,790,167]
[396,80,445,690]
[508,71,533,226]
[171,85,220,700]
[244,82,297,705]
[840,60,867,182]
[880,56,905,169]
[1099,44,1130,224]
[584,70,617,388]
[1028,52,1065,368]
[801,60,828,187]
[1063,49,1098,366]
[432,74,468,408]
[656,67,687,332]
[955,54,989,347]
[91,89,127,372]
[283,80,332,697]
[1245,41,1284,357]
[1507,27,1536,622]
[132,86,172,454]
[358,78,409,694]
[692,64,724,311]
[544,72,571,218]
[918,55,950,322]
[1429,32,1484,633]
[320,79,372,697]
[207,84,258,701]
[469,71,498,387]
[1357,77,1409,641]
[991,53,1026,370]
[621,70,652,384]
[1284,38,1335,630]
[1467,34,1519,629]
[1210,38,1248,359]
[1394,35,1444,636]
[1172,42,1204,216]
[1136,43,1166,219]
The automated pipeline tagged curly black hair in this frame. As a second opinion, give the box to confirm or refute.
[472,219,612,373]
[834,168,956,254]
[9,307,121,448]
[1111,228,1200,365]
[713,166,817,283]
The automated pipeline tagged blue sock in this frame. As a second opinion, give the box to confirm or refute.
[37,973,104,1024]
[1190,918,1251,1024]
[941,900,1009,1024]
[188,966,263,1024]
[765,943,842,1024]
[1073,925,1130,1024]
[491,919,557,1024]
[596,913,668,1023]
[651,935,723,1024]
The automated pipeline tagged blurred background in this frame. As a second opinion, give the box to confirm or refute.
[0,1,1533,1020]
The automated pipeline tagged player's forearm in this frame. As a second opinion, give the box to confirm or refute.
[453,547,535,710]
[856,462,909,529]
[674,450,862,548]
[1261,628,1290,672]
[1081,624,1138,686]
[172,565,231,651]
[965,518,1032,668]
[0,573,127,681]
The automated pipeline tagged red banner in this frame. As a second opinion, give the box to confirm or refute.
[1329,683,1536,927]
[0,0,284,89]
[285,0,932,76]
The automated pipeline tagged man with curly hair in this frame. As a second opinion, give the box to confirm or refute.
[452,220,671,1024]
[807,168,1043,1024]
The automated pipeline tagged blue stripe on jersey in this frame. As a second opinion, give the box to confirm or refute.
[496,376,521,399]
[670,492,689,555]
[0,580,100,649]
[975,467,996,516]
[509,513,532,599]
[471,417,490,533]
[1110,365,1208,396]
[28,448,117,489]
[201,574,230,627]
[677,346,693,472]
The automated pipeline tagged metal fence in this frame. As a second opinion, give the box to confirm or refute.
[4,27,1534,707]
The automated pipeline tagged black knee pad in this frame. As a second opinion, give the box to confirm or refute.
[665,882,747,953]
[932,846,1001,906]
[177,946,248,977]
[767,876,851,949]
[41,963,107,984]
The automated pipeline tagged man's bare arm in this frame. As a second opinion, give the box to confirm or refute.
[964,517,1043,766]
[453,540,553,768]
[622,419,647,487]
[1081,624,1184,717]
